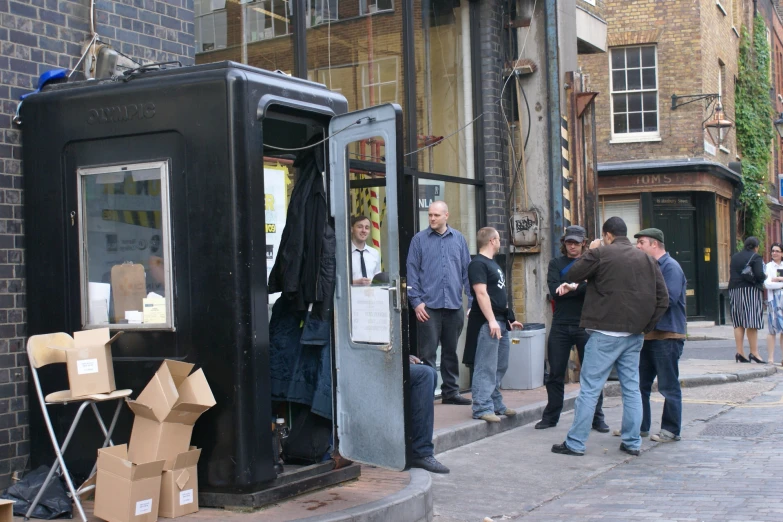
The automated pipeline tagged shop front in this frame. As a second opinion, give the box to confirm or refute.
[598,159,741,324]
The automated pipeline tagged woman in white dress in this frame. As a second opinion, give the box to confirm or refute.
[764,242,783,365]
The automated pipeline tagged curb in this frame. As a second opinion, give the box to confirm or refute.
[434,365,779,454]
[296,469,433,522]
[684,336,732,341]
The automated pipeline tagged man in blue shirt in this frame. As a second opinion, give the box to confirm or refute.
[634,228,687,443]
[407,201,473,405]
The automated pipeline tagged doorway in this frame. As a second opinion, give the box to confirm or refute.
[653,198,698,317]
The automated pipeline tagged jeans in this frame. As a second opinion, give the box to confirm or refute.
[565,332,644,453]
[409,363,437,459]
[417,306,465,397]
[542,323,605,426]
[639,339,684,437]
[471,322,510,418]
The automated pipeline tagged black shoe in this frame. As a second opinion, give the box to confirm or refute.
[619,443,640,456]
[551,442,583,456]
[409,455,450,474]
[535,420,557,429]
[442,394,472,405]
[592,421,610,433]
[748,353,766,364]
[735,353,750,363]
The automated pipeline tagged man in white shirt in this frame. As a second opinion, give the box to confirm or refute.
[350,215,381,285]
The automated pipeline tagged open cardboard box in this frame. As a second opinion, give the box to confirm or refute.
[94,445,165,522]
[159,447,202,518]
[51,328,122,398]
[126,360,216,468]
[0,499,13,522]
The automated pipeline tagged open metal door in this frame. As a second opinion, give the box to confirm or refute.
[329,104,407,470]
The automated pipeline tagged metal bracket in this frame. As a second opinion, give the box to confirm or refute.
[670,93,720,110]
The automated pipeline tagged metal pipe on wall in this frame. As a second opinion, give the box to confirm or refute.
[545,0,563,258]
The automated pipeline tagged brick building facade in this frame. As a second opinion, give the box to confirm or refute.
[0,0,194,488]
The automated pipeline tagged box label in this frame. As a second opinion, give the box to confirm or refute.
[179,489,194,506]
[135,499,153,516]
[76,359,99,375]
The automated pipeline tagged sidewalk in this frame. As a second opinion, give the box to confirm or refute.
[23,360,778,522]
[686,322,735,340]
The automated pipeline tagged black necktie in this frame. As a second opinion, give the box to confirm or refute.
[359,250,367,278]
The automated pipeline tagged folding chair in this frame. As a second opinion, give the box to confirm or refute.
[26,333,132,522]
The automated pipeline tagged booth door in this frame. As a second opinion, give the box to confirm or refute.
[329,104,409,471]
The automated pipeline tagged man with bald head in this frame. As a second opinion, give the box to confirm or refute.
[407,201,473,405]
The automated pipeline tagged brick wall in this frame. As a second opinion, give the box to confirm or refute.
[0,0,194,489]
[578,0,741,166]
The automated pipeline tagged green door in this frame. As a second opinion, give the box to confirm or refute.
[655,208,698,317]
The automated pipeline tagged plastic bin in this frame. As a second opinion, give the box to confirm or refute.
[501,323,546,390]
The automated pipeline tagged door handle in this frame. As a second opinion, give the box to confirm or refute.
[389,278,401,311]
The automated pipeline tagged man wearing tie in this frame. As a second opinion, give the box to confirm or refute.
[351,215,381,285]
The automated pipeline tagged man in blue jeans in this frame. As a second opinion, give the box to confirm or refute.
[408,356,450,473]
[551,217,668,457]
[467,227,522,423]
[634,228,687,443]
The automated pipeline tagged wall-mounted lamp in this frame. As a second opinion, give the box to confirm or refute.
[703,102,734,147]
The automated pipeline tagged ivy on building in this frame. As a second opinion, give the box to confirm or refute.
[735,15,774,245]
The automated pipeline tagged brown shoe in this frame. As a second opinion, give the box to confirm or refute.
[498,408,516,416]
[478,414,501,423]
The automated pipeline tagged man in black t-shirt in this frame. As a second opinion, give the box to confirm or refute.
[535,225,608,431]
[467,227,522,423]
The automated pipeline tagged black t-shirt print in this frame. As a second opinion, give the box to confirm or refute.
[468,254,508,315]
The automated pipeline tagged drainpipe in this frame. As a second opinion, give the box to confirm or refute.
[545,0,563,258]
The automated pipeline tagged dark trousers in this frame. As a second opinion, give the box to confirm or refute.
[417,306,465,397]
[541,323,605,425]
[640,339,683,436]
[409,363,437,459]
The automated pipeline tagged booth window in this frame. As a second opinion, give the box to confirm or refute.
[78,162,174,330]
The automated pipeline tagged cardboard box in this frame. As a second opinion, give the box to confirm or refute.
[127,361,216,468]
[94,445,166,522]
[0,499,13,522]
[159,447,201,518]
[52,328,122,398]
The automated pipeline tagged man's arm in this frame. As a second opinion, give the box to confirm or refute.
[461,238,474,310]
[473,283,500,338]
[406,235,423,309]
[566,248,600,282]
[661,261,684,309]
[643,262,670,333]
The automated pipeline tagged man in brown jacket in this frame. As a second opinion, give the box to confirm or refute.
[551,216,668,457]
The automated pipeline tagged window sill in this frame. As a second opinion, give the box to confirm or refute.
[716,0,727,16]
[719,145,731,154]
[610,135,662,144]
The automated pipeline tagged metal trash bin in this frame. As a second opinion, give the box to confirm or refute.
[501,323,546,390]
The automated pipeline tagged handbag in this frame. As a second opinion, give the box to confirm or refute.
[741,253,758,284]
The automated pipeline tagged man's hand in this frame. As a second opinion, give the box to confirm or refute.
[415,303,430,322]
[508,320,523,330]
[589,238,602,249]
[489,319,501,339]
[353,278,372,286]
[556,282,578,296]
[409,355,422,365]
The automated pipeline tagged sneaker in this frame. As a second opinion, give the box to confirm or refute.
[619,443,640,456]
[442,394,472,405]
[551,442,584,456]
[612,429,649,437]
[498,408,517,416]
[409,455,450,474]
[592,421,610,433]
[478,413,501,423]
[650,432,681,443]
[535,420,557,429]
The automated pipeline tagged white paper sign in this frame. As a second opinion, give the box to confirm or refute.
[135,498,153,516]
[76,359,99,375]
[179,489,194,506]
[350,286,391,344]
[264,166,288,305]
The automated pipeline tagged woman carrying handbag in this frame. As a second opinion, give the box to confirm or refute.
[728,237,767,363]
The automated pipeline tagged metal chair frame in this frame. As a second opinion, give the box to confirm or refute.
[25,333,130,522]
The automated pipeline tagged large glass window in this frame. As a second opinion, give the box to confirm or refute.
[717,196,731,284]
[599,196,641,239]
[610,45,659,141]
[78,162,174,329]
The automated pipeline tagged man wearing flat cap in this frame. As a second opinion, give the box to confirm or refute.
[536,225,608,432]
[634,228,687,443]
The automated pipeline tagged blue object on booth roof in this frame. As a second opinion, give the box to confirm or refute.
[20,69,68,100]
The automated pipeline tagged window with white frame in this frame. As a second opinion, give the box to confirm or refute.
[195,0,228,52]
[599,197,641,239]
[361,57,399,108]
[360,0,393,15]
[610,45,659,141]
[243,0,292,43]
[307,0,338,26]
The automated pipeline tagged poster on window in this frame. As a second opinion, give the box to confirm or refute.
[265,165,288,304]
[418,180,445,231]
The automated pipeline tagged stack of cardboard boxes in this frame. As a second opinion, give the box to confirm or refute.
[53,329,216,522]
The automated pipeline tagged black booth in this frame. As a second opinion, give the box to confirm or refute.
[21,61,413,507]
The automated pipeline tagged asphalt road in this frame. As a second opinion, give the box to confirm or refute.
[684,338,783,363]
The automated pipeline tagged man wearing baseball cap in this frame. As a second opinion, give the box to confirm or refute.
[633,228,687,443]
[536,225,608,432]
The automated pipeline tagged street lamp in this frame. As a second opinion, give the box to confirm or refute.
[774,113,783,139]
[704,101,734,148]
